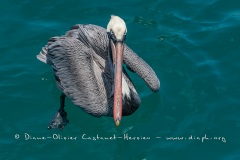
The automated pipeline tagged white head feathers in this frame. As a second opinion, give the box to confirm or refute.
[107,15,127,41]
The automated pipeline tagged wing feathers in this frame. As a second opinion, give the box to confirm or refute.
[47,37,108,117]
[123,46,160,92]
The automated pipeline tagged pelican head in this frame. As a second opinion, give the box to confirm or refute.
[107,15,127,42]
[106,15,127,127]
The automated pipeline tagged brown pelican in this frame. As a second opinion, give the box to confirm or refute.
[37,15,160,129]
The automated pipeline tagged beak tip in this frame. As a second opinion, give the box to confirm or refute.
[115,120,120,127]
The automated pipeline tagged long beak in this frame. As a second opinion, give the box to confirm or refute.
[111,41,124,127]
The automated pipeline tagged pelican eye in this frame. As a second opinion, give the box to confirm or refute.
[108,29,117,42]
[123,31,127,41]
[110,30,114,35]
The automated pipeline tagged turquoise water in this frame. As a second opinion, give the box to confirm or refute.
[1,0,240,159]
